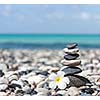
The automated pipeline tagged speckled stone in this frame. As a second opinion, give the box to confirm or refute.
[67,75,91,87]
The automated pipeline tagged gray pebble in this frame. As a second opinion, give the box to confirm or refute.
[61,66,82,75]
[65,87,80,96]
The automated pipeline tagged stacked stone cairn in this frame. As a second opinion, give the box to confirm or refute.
[61,43,91,88]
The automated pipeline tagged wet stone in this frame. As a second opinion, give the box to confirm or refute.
[67,43,78,49]
[64,54,79,60]
[61,66,82,75]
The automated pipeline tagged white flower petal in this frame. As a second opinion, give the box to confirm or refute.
[49,73,57,80]
[57,71,65,77]
[62,77,70,84]
[49,81,57,89]
[57,81,66,89]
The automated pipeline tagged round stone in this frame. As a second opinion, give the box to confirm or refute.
[65,87,80,96]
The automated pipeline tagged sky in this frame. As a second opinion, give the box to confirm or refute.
[0,4,100,34]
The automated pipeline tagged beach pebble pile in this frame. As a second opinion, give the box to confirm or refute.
[0,44,100,96]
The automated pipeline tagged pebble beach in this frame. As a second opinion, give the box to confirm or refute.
[0,47,100,96]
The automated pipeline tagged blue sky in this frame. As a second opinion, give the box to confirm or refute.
[0,4,100,34]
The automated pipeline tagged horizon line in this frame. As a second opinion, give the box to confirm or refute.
[0,33,100,34]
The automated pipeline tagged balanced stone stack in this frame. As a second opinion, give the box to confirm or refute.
[61,43,91,88]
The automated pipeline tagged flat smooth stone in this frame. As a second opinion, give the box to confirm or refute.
[64,54,79,60]
[67,43,78,49]
[61,59,81,66]
[63,48,79,54]
[61,66,82,75]
[67,75,91,88]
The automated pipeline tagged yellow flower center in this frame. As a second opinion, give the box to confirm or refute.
[55,76,62,83]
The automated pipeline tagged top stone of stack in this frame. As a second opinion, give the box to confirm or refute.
[63,43,79,55]
[67,43,78,49]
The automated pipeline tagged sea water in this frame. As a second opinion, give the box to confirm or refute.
[0,34,100,49]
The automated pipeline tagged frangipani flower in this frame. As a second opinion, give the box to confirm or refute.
[49,71,70,89]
